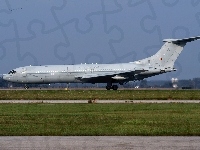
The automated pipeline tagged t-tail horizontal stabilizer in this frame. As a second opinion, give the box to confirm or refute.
[163,36,200,45]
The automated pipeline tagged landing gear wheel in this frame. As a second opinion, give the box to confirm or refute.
[24,85,29,89]
[112,85,118,90]
[106,85,112,90]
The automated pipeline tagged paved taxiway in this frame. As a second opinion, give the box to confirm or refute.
[0,100,200,103]
[1,136,200,150]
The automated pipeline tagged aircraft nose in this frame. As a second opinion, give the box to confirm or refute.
[2,74,10,81]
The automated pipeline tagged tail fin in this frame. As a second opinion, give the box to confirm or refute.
[138,36,200,70]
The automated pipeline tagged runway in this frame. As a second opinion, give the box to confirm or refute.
[0,100,200,103]
[1,136,200,150]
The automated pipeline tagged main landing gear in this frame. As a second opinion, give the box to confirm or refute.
[106,83,118,90]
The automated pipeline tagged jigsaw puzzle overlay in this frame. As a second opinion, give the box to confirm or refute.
[1,0,200,80]
[1,0,200,147]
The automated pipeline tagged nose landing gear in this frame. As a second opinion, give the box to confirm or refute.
[24,85,29,89]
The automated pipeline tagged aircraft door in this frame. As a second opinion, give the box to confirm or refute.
[91,68,94,73]
[21,68,27,77]
[84,67,90,74]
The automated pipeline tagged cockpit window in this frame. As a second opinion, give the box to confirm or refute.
[8,70,16,74]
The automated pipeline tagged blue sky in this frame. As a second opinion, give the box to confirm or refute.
[0,0,200,80]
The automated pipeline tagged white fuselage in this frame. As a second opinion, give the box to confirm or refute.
[3,62,164,84]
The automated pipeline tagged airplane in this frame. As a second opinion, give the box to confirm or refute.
[3,36,200,90]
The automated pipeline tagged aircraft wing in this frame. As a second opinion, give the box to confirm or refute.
[75,72,123,80]
[75,69,147,80]
[135,69,175,80]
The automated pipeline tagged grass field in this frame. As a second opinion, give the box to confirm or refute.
[0,103,200,136]
[0,89,200,100]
